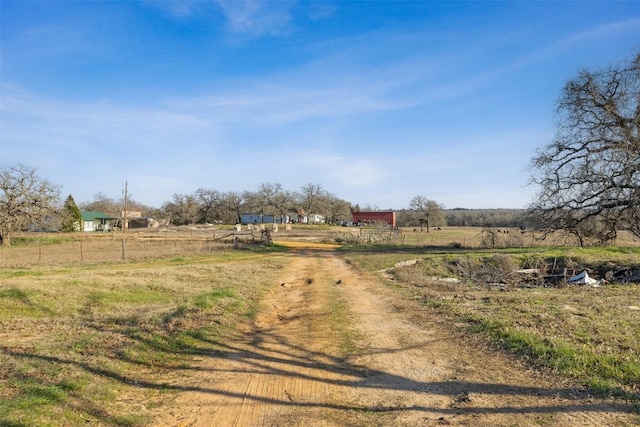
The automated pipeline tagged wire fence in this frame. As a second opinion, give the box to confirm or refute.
[0,229,267,267]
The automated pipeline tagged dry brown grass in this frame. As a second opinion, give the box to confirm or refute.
[0,228,259,267]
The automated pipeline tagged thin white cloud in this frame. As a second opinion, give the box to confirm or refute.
[145,0,200,18]
[0,84,224,194]
[307,1,337,21]
[169,78,405,127]
[145,0,296,37]
[214,0,295,37]
[494,16,640,78]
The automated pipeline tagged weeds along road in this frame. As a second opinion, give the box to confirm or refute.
[156,244,637,427]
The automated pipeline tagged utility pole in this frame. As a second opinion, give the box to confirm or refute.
[122,181,128,235]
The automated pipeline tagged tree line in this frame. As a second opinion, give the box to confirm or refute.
[0,174,361,245]
[0,165,509,246]
[117,183,354,227]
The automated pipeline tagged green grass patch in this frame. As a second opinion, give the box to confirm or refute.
[325,284,362,354]
[473,316,640,399]
[8,235,77,247]
[0,287,29,300]
[0,270,45,278]
[193,288,237,309]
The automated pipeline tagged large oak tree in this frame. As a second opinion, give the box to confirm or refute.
[0,165,61,246]
[529,52,640,245]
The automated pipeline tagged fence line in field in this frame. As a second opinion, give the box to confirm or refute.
[0,235,255,267]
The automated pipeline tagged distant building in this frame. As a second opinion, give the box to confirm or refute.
[122,210,142,219]
[352,211,396,228]
[121,211,150,229]
[81,211,117,232]
[128,217,151,229]
[307,213,326,225]
[239,213,291,225]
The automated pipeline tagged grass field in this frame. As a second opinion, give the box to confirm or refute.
[1,226,639,425]
[341,245,640,404]
[0,250,289,426]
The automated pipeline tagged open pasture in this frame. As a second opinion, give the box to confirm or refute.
[3,226,639,268]
[1,227,639,425]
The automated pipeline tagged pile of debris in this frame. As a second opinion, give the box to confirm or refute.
[390,256,640,290]
[516,264,640,288]
[603,266,640,284]
[449,256,640,288]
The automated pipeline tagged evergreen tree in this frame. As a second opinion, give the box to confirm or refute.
[61,194,82,232]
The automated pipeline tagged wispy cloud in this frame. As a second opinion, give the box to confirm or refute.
[176,83,399,127]
[144,0,201,18]
[215,0,296,37]
[503,16,640,73]
[2,86,217,149]
[146,0,297,37]
[306,1,336,21]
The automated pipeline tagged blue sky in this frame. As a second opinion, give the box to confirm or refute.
[1,1,639,210]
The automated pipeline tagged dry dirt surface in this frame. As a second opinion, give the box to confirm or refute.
[155,243,637,427]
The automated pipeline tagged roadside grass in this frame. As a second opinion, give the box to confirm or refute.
[325,284,362,354]
[342,246,640,406]
[0,250,288,426]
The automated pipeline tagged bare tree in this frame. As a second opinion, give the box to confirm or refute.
[298,183,328,215]
[222,191,245,224]
[161,193,201,226]
[80,192,120,217]
[272,189,296,221]
[0,165,61,246]
[195,188,223,223]
[409,196,445,232]
[529,52,640,243]
[326,195,352,225]
[480,227,501,249]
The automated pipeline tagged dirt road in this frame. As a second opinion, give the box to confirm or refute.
[156,246,636,426]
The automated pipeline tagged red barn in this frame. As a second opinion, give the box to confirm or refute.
[352,211,396,228]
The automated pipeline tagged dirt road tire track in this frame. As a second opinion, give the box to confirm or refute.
[156,247,638,426]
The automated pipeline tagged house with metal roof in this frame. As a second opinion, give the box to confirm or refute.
[81,211,117,232]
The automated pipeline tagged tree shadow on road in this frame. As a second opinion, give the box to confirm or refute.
[2,320,637,426]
